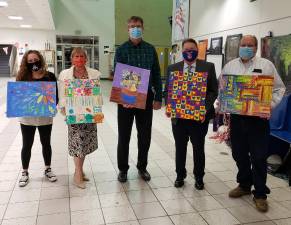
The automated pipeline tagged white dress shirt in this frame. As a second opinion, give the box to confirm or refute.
[221,56,286,108]
[183,61,196,73]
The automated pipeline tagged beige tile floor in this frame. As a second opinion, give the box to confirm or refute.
[0,79,290,225]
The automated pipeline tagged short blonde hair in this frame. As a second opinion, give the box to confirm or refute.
[70,47,88,59]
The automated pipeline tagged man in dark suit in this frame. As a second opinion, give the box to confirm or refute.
[164,38,218,190]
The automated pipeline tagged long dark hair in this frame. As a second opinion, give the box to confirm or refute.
[16,50,47,81]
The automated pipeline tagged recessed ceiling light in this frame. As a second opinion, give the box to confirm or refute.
[0,1,8,7]
[8,16,23,20]
[20,24,32,28]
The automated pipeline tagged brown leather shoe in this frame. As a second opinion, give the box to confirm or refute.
[253,197,268,212]
[229,186,251,198]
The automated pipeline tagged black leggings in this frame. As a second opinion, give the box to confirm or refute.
[20,124,52,170]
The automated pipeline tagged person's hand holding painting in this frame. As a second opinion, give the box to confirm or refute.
[123,104,135,109]
[153,101,162,110]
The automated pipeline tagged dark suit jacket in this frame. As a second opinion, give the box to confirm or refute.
[164,60,218,122]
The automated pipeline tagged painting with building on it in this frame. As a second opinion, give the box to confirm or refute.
[6,81,57,117]
[219,75,274,118]
[166,71,208,121]
[60,79,104,124]
[261,34,291,95]
[110,63,150,109]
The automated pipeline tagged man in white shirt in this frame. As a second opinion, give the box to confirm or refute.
[221,35,286,212]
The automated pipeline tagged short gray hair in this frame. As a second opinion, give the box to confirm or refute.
[241,35,258,48]
[70,47,88,59]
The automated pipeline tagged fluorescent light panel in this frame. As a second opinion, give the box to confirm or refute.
[0,1,8,7]
[8,16,23,20]
[20,24,32,28]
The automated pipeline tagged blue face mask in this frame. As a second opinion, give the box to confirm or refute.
[182,50,198,62]
[239,47,254,60]
[129,27,142,39]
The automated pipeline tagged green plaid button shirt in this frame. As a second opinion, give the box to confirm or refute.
[114,40,163,102]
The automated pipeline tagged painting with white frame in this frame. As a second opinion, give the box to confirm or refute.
[172,0,190,43]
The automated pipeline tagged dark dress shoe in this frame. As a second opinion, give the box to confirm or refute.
[138,170,151,181]
[118,171,127,183]
[174,173,187,188]
[174,179,184,188]
[195,180,204,190]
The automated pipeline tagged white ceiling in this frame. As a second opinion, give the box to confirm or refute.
[0,0,54,30]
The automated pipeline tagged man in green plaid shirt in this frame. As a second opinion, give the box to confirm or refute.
[114,16,163,183]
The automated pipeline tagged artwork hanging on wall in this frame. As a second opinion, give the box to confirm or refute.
[60,79,103,124]
[225,34,243,64]
[219,74,274,117]
[7,81,57,117]
[198,39,208,60]
[166,71,208,121]
[209,37,223,54]
[261,35,291,95]
[206,54,224,78]
[110,63,150,109]
[172,0,190,43]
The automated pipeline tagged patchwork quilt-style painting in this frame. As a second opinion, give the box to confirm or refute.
[219,75,274,117]
[166,71,208,121]
[61,79,103,124]
[110,63,150,109]
[7,81,57,117]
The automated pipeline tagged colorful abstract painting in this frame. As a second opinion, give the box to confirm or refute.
[110,63,150,109]
[7,81,57,117]
[166,71,208,121]
[61,79,103,124]
[219,75,274,117]
[261,35,291,95]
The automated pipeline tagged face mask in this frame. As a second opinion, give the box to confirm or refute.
[239,47,254,60]
[27,60,42,72]
[73,58,86,67]
[129,27,142,39]
[182,50,198,62]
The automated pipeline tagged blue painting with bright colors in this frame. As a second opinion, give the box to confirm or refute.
[7,81,57,117]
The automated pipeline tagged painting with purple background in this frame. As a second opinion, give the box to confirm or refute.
[110,63,150,109]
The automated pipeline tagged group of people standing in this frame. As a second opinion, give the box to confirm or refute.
[15,16,285,213]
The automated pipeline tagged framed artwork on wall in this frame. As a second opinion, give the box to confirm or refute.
[261,35,291,94]
[197,39,208,60]
[209,37,223,54]
[172,0,190,43]
[225,34,243,64]
[206,54,224,78]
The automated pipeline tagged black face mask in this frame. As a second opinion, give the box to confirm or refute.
[27,60,42,72]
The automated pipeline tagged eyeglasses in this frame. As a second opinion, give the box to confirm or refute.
[240,44,255,47]
[129,25,142,28]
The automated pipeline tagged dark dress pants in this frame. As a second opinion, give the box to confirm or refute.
[172,119,209,180]
[117,92,154,172]
[230,114,270,199]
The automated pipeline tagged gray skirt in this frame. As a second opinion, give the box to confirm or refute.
[68,123,98,157]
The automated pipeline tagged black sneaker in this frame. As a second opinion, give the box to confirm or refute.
[19,171,29,187]
[44,168,57,182]
[138,169,151,181]
[118,171,127,183]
